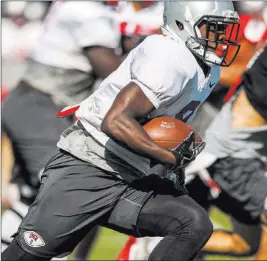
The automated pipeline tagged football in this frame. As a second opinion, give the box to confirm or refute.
[143,116,202,150]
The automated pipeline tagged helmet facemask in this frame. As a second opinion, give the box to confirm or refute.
[187,14,240,67]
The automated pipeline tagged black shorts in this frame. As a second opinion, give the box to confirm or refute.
[13,149,212,260]
[14,150,154,258]
[2,80,72,204]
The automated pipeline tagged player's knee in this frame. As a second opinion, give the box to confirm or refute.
[2,238,50,261]
[166,203,213,243]
[184,205,213,243]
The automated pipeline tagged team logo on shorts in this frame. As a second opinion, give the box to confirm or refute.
[23,231,45,248]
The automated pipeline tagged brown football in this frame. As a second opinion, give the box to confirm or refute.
[143,116,202,150]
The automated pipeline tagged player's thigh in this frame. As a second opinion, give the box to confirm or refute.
[104,176,155,237]
[137,193,210,237]
[106,175,210,237]
[15,150,127,259]
[2,81,72,175]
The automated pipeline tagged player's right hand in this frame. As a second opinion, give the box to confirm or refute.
[165,132,205,194]
[169,132,205,171]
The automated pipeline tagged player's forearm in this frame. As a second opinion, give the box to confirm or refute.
[101,115,176,166]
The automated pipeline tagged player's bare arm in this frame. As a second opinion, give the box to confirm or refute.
[84,46,122,79]
[101,82,177,166]
[231,89,266,129]
[231,46,267,128]
[220,39,258,86]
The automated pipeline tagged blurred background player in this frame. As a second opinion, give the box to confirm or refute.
[1,0,52,246]
[187,43,267,261]
[114,1,163,53]
[1,0,122,256]
[193,0,267,134]
[117,43,267,261]
[188,4,267,260]
[1,1,52,62]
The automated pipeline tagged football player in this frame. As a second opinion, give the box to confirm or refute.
[116,4,267,261]
[1,0,122,253]
[187,43,267,260]
[72,2,164,259]
[2,2,240,260]
[117,44,267,261]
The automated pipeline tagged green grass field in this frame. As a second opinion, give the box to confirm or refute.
[76,207,253,260]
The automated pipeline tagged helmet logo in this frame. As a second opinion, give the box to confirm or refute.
[175,20,184,31]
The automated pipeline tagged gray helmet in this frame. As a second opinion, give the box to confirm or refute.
[162,1,240,67]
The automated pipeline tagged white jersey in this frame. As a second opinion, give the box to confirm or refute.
[23,1,120,106]
[71,35,220,175]
[31,1,120,71]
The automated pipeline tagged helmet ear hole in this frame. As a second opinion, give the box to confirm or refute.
[175,20,184,31]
